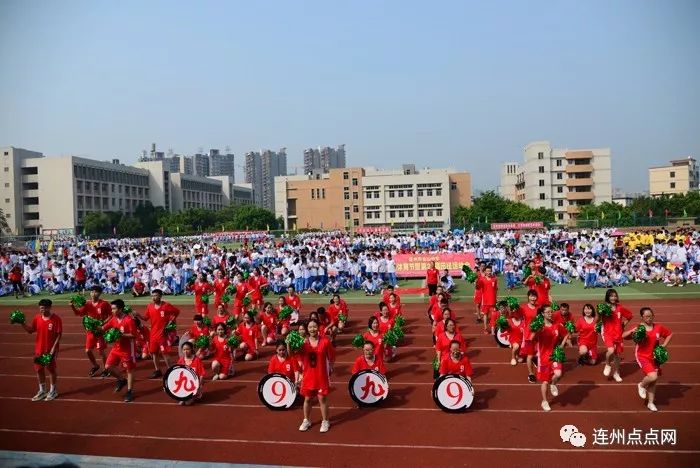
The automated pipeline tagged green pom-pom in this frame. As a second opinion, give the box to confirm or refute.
[187,276,196,286]
[195,335,210,349]
[394,315,406,327]
[285,330,305,351]
[278,306,293,320]
[225,315,237,328]
[653,345,668,366]
[246,308,258,318]
[496,315,509,331]
[632,324,648,343]
[432,354,439,371]
[123,305,132,314]
[383,328,399,347]
[227,334,241,348]
[551,301,559,311]
[242,271,250,280]
[242,296,251,306]
[82,316,102,334]
[352,334,365,348]
[9,310,25,325]
[200,293,210,304]
[597,303,612,317]
[338,313,347,322]
[70,294,86,308]
[165,321,177,333]
[523,265,532,279]
[462,264,477,282]
[225,285,236,295]
[392,324,404,341]
[34,353,53,366]
[529,314,545,332]
[461,264,471,274]
[506,296,520,311]
[549,345,566,363]
[221,294,231,304]
[565,321,575,334]
[534,276,542,285]
[595,320,602,334]
[104,327,122,344]
[201,316,212,327]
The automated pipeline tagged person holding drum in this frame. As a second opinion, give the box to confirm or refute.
[267,340,300,384]
[210,323,234,380]
[351,341,386,374]
[297,319,335,433]
[363,317,385,362]
[439,340,474,382]
[177,341,205,405]
[435,318,466,366]
[235,312,261,361]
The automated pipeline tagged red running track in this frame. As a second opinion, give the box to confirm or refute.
[0,299,699,468]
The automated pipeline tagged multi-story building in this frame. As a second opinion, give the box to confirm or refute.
[499,141,612,224]
[1,147,44,235]
[209,151,235,180]
[649,157,698,197]
[208,176,253,205]
[169,173,224,211]
[244,151,263,206]
[261,149,287,211]
[303,145,346,174]
[192,153,210,177]
[275,165,471,232]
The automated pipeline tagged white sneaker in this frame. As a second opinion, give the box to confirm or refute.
[510,358,517,366]
[31,390,47,402]
[550,384,559,397]
[637,383,647,399]
[44,390,58,401]
[613,373,623,383]
[319,420,330,433]
[603,364,612,377]
[541,400,551,411]
[647,402,658,412]
[298,419,312,431]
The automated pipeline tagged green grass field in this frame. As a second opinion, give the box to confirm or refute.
[1,278,698,307]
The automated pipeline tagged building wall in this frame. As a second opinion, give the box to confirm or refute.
[170,173,223,211]
[448,172,472,210]
[649,159,698,197]
[1,147,44,234]
[133,160,172,212]
[498,162,520,201]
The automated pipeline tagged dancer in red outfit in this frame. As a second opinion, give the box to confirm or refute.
[601,289,632,382]
[70,285,111,377]
[297,319,335,433]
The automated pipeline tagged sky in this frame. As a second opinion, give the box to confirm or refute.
[1,0,698,193]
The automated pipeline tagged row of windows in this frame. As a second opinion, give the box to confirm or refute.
[310,188,326,199]
[386,184,413,189]
[418,203,443,208]
[416,183,442,188]
[387,204,414,209]
[183,191,222,202]
[181,180,221,193]
[343,192,359,200]
[77,180,149,198]
[73,165,148,186]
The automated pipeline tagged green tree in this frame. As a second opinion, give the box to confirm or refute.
[0,208,10,234]
[117,217,143,237]
[452,191,555,226]
[83,212,111,235]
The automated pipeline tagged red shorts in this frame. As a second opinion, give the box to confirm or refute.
[580,342,598,361]
[636,356,661,376]
[481,307,498,327]
[602,334,623,354]
[519,339,535,357]
[33,355,57,373]
[473,291,482,305]
[148,334,169,354]
[85,332,106,351]
[300,385,330,398]
[536,361,562,382]
[106,349,136,371]
[213,357,232,374]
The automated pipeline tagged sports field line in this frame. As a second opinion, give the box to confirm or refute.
[0,428,697,453]
[2,374,699,388]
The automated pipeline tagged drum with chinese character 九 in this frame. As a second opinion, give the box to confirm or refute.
[348,370,389,407]
[163,365,201,402]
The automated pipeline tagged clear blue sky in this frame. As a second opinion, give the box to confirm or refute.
[1,0,698,193]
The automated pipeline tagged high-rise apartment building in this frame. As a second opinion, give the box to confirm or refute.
[244,151,263,206]
[209,151,235,180]
[275,165,471,232]
[245,149,287,210]
[192,153,210,177]
[649,157,698,197]
[499,141,612,224]
[303,145,346,174]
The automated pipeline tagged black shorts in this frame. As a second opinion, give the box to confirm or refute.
[427,284,438,296]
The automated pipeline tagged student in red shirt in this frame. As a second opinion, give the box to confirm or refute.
[439,340,474,381]
[351,341,386,374]
[386,293,402,320]
[506,306,525,366]
[435,318,466,365]
[285,285,302,313]
[136,289,180,379]
[268,340,300,383]
[71,285,111,377]
[131,278,147,297]
[210,323,234,380]
[601,289,632,382]
[212,269,230,309]
[16,298,62,401]
[327,294,349,333]
[190,273,213,316]
[530,305,569,411]
[382,286,401,308]
[235,312,261,361]
[74,262,87,292]
[472,262,486,323]
[475,265,498,335]
[260,302,278,346]
[177,341,205,405]
[622,306,673,412]
[297,319,335,433]
[232,272,251,320]
[426,261,440,296]
[103,299,137,403]
[524,266,551,307]
[552,302,574,347]
[518,289,540,383]
[575,303,599,365]
[363,317,385,362]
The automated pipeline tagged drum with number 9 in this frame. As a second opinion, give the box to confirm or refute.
[163,365,201,402]
[258,373,297,410]
[432,374,474,412]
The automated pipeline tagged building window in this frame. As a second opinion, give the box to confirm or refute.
[670,171,675,178]
[450,182,457,190]
[343,172,349,180]
[4,198,9,203]
[321,188,325,198]
[539,180,545,187]
[556,159,562,167]
[426,189,433,196]
[353,192,359,200]
[352,178,358,186]
[398,190,404,197]
[417,189,423,196]
[418,209,424,217]
[558,213,564,220]
[435,189,442,196]
[538,152,544,160]
[389,210,396,218]
[344,212,350,220]
[538,166,544,173]
[557,200,564,206]
[427,210,433,216]
[311,189,315,199]
[539,193,545,200]
[556,173,563,180]
[353,205,359,213]
[344,193,350,200]
[4,183,8,187]
[389,191,395,198]
[670,182,676,189]
[407,190,413,196]
[353,218,359,226]
[557,186,563,193]
[3,167,8,172]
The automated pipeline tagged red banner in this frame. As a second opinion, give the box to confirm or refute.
[490,222,544,230]
[394,253,475,278]
[356,226,391,234]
